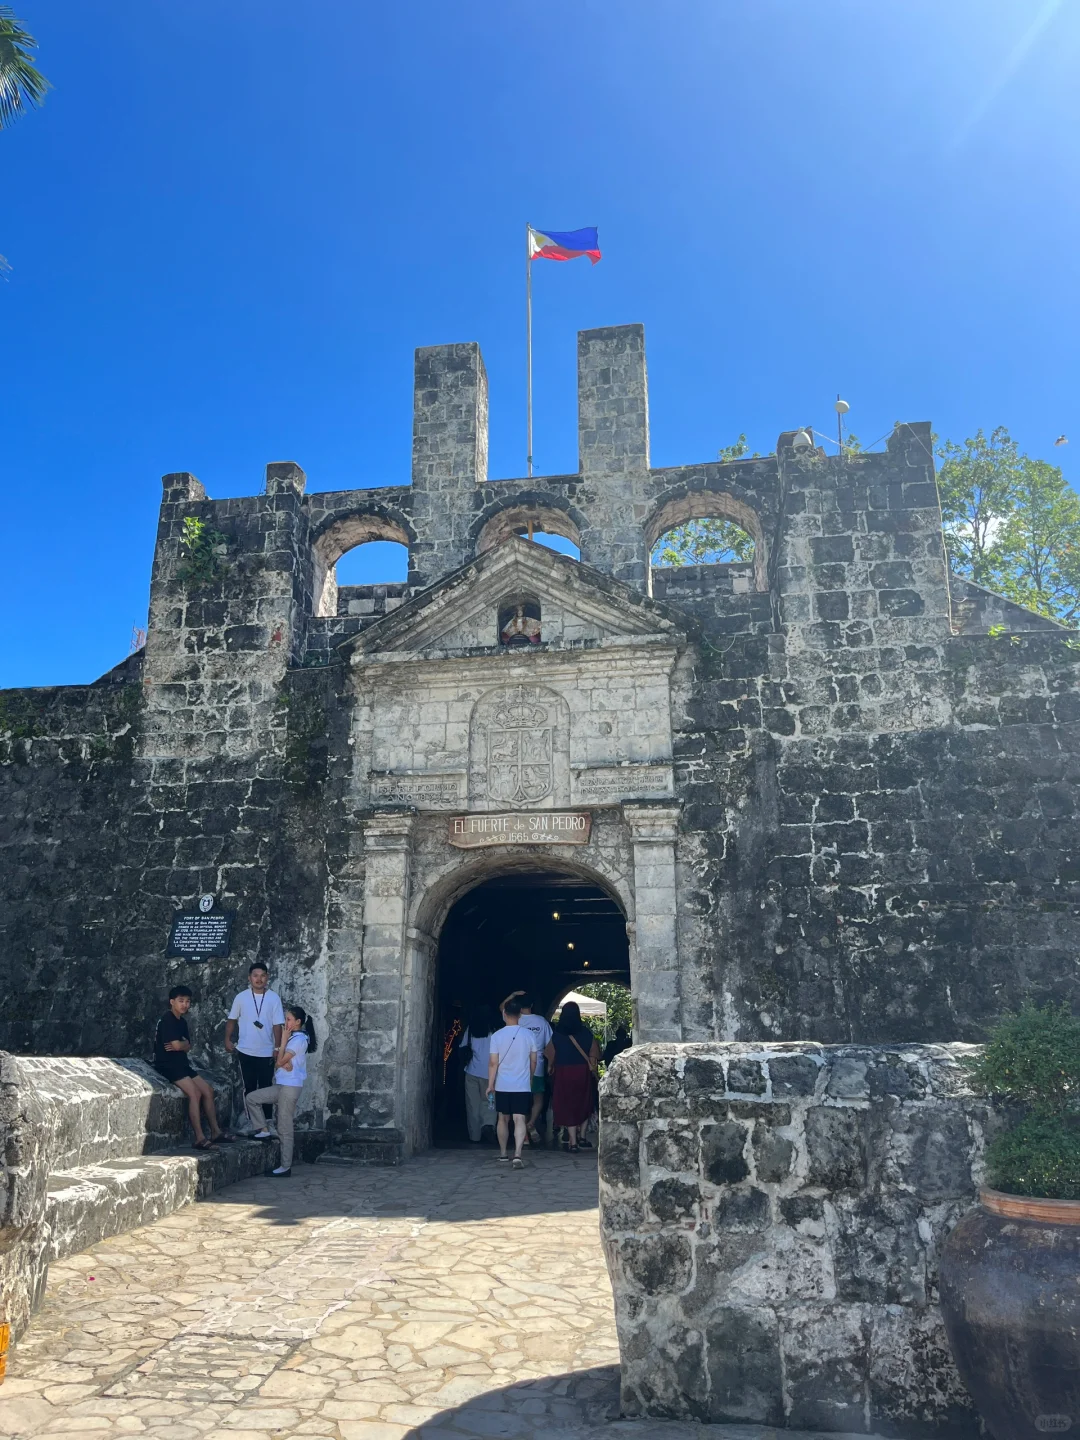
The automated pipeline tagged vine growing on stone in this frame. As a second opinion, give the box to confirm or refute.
[177,516,228,590]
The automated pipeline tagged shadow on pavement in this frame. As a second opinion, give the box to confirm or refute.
[198,1144,603,1226]
[403,1364,620,1437]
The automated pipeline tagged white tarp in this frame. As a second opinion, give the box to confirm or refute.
[557,989,607,1018]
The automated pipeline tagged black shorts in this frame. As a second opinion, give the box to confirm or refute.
[157,1061,196,1084]
[495,1091,532,1116]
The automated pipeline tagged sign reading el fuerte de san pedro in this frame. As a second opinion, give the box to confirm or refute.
[448,811,592,848]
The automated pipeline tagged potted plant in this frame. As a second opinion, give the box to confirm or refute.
[939,1003,1080,1440]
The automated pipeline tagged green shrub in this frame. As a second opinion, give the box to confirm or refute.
[967,1002,1080,1199]
[177,516,228,590]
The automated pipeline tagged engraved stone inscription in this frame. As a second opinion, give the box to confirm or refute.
[572,764,674,804]
[448,810,592,848]
[369,773,465,808]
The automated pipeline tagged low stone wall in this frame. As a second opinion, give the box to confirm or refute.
[599,1042,996,1437]
[0,1054,50,1340]
[16,1055,195,1167]
[0,1052,328,1340]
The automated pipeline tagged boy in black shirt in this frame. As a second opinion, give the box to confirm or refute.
[154,986,233,1150]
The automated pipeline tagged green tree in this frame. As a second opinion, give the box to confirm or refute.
[652,437,758,567]
[994,459,1080,625]
[651,518,756,568]
[937,427,1022,587]
[0,6,49,128]
[0,7,49,276]
[575,982,633,1035]
[936,426,1080,625]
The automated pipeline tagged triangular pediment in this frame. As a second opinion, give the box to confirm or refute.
[344,538,682,658]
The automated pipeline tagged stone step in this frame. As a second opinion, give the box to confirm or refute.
[318,1127,405,1165]
[45,1137,280,1261]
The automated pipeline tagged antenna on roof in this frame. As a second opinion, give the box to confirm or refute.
[835,396,850,455]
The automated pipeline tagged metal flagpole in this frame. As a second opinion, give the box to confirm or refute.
[526,223,534,477]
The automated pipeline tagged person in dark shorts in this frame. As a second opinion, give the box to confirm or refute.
[486,997,537,1169]
[154,986,233,1151]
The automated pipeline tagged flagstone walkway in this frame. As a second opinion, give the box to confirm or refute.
[1,1146,723,1440]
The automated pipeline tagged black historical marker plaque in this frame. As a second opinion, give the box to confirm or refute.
[166,908,235,960]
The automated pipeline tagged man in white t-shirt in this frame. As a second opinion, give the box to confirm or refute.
[225,963,285,1126]
[503,990,553,1146]
[486,998,537,1168]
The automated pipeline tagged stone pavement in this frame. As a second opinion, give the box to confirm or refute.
[0,1147,892,1440]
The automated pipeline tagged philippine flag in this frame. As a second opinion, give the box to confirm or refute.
[528,226,601,264]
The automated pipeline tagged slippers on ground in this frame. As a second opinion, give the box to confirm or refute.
[512,1157,524,1169]
[212,1133,236,1144]
[193,1139,215,1151]
[497,1154,510,1163]
[568,1145,579,1153]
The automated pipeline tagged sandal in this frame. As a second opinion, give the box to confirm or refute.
[512,1157,524,1169]
[497,1154,510,1163]
[211,1132,236,1144]
[568,1145,579,1153]
[193,1138,215,1151]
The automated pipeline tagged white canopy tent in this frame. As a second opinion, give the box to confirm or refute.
[555,989,607,1018]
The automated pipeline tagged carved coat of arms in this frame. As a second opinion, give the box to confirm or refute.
[486,689,554,805]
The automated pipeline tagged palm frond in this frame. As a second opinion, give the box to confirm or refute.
[0,6,50,129]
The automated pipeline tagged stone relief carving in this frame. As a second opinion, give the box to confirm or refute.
[468,684,570,810]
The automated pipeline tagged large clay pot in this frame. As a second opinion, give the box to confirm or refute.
[939,1188,1080,1440]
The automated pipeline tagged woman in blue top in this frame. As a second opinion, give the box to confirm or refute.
[244,1004,317,1177]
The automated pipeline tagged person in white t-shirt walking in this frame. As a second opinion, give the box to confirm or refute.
[244,1004,316,1177]
[487,997,537,1169]
[503,990,553,1146]
[225,963,285,1128]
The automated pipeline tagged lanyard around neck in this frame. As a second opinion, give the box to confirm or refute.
[249,988,266,1020]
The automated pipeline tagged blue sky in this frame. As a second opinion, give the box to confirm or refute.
[2,0,1078,686]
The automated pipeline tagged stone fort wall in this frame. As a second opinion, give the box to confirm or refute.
[1,324,1077,1147]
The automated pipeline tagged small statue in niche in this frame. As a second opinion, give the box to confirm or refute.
[499,603,542,647]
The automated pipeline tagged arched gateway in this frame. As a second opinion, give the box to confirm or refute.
[338,535,685,1156]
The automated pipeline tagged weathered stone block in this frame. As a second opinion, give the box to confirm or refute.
[701,1119,750,1185]
[643,1123,696,1174]
[769,1053,820,1096]
[805,1104,870,1190]
[598,1121,641,1190]
[752,1122,794,1182]
[705,1307,784,1424]
[616,1232,693,1295]
[726,1057,766,1095]
[649,1176,701,1222]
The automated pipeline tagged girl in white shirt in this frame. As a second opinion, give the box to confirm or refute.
[245,1004,317,1176]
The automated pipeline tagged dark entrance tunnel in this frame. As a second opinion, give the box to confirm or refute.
[432,870,630,1145]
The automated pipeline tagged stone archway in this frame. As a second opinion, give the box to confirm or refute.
[644,489,768,593]
[311,511,413,617]
[427,867,631,1146]
[474,500,582,557]
[399,847,634,1154]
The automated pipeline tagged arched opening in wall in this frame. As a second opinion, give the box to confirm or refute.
[431,869,629,1147]
[332,542,409,617]
[645,492,767,595]
[312,515,411,617]
[476,506,581,562]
